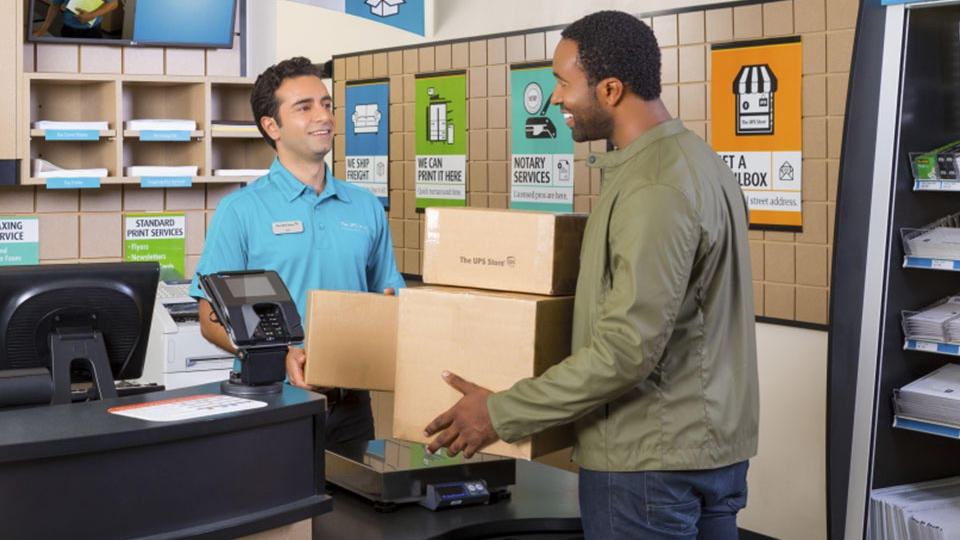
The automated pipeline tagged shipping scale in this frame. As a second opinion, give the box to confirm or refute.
[325,439,516,511]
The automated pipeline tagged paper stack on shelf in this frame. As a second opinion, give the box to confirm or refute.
[870,476,960,540]
[902,298,960,342]
[33,158,107,178]
[211,120,258,134]
[213,169,270,177]
[125,166,198,177]
[33,120,109,131]
[896,363,960,427]
[903,227,960,259]
[124,119,197,131]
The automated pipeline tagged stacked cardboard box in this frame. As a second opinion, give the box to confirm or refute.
[304,207,587,460]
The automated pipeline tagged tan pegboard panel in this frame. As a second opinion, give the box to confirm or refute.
[124,47,164,75]
[487,38,506,65]
[403,132,415,161]
[488,193,507,209]
[802,75,827,117]
[389,218,403,247]
[827,160,840,202]
[764,282,795,319]
[184,210,205,256]
[590,171,601,195]
[404,220,420,249]
[796,244,829,287]
[36,43,79,73]
[795,286,828,324]
[468,66,487,98]
[418,47,435,73]
[334,79,346,102]
[795,0,827,33]
[802,33,827,74]
[205,35,241,76]
[185,255,200,279]
[166,48,205,76]
[766,231,795,242]
[749,230,764,240]
[750,241,764,280]
[488,96,507,129]
[345,56,359,79]
[827,73,848,116]
[802,117,827,159]
[403,102,415,130]
[662,47,679,85]
[373,53,388,78]
[390,161,404,188]
[678,12,705,45]
[765,242,796,283]
[763,1,795,37]
[470,98,488,130]
[358,54,374,79]
[387,51,402,76]
[205,183,243,210]
[39,214,78,260]
[827,0,860,30]
[827,202,836,243]
[389,133,404,162]
[80,45,122,74]
[435,44,452,71]
[487,65,507,96]
[37,189,79,213]
[679,84,706,121]
[80,185,122,212]
[687,121,707,140]
[389,190,404,219]
[389,103,404,132]
[403,189,416,217]
[827,117,844,159]
[404,161,416,191]
[469,39,487,67]
[653,14,679,47]
[753,282,764,316]
[403,248,420,274]
[797,202,829,244]
[505,35,525,63]
[469,192,487,207]
[705,8,734,43]
[334,134,345,161]
[389,75,403,103]
[403,74,415,103]
[524,33,546,61]
[165,186,206,211]
[24,43,36,73]
[468,161,486,191]
[827,30,855,73]
[802,160,828,202]
[469,130,487,161]
[80,213,121,258]
[574,196,589,213]
[451,42,469,69]
[334,57,346,80]
[334,107,346,135]
[488,162,507,193]
[733,4,764,40]
[0,187,36,213]
[488,131,507,161]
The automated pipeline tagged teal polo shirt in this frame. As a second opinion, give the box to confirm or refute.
[189,157,405,329]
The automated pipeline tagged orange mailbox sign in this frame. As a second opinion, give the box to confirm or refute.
[712,37,802,230]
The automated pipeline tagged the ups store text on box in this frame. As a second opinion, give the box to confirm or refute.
[422,207,587,295]
[392,285,575,460]
[303,290,398,392]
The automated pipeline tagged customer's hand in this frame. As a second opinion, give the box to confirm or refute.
[285,346,310,389]
[424,371,499,458]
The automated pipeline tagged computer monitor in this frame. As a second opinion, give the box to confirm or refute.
[0,261,159,405]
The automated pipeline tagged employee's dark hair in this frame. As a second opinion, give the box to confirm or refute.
[561,11,661,100]
[251,56,326,149]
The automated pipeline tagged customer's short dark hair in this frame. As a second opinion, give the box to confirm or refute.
[561,11,661,100]
[250,56,326,149]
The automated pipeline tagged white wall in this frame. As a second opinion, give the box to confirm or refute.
[259,2,832,538]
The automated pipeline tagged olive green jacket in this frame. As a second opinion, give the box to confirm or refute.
[487,119,759,471]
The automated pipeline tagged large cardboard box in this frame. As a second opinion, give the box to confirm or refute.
[422,207,587,295]
[393,286,575,460]
[303,290,397,391]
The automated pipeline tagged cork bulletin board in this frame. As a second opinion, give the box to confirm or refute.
[333,0,855,327]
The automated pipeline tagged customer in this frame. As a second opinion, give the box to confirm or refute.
[424,11,759,539]
[191,57,405,446]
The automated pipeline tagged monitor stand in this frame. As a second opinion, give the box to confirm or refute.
[49,327,118,404]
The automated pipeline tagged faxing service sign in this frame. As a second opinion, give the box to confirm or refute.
[711,37,803,230]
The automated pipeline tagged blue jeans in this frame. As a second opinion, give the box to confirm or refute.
[578,460,749,539]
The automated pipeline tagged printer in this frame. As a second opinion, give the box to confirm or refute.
[138,281,235,389]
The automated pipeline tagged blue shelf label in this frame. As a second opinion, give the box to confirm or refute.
[45,177,101,189]
[139,130,191,142]
[45,129,99,141]
[906,340,960,355]
[904,257,960,271]
[140,176,193,188]
[895,416,960,438]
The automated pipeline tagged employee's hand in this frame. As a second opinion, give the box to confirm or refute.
[75,8,95,24]
[285,346,310,389]
[425,371,499,458]
[383,287,396,296]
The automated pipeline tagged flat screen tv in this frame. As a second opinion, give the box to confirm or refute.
[27,0,238,48]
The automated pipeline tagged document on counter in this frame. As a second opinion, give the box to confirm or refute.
[108,394,266,422]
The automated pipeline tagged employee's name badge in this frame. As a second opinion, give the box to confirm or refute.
[272,220,304,235]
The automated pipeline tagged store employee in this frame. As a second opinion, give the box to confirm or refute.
[190,57,405,446]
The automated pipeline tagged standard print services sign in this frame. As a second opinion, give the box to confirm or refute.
[711,37,803,230]
[125,213,186,281]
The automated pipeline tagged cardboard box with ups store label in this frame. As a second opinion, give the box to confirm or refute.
[393,286,575,460]
[422,207,588,295]
[303,290,397,392]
